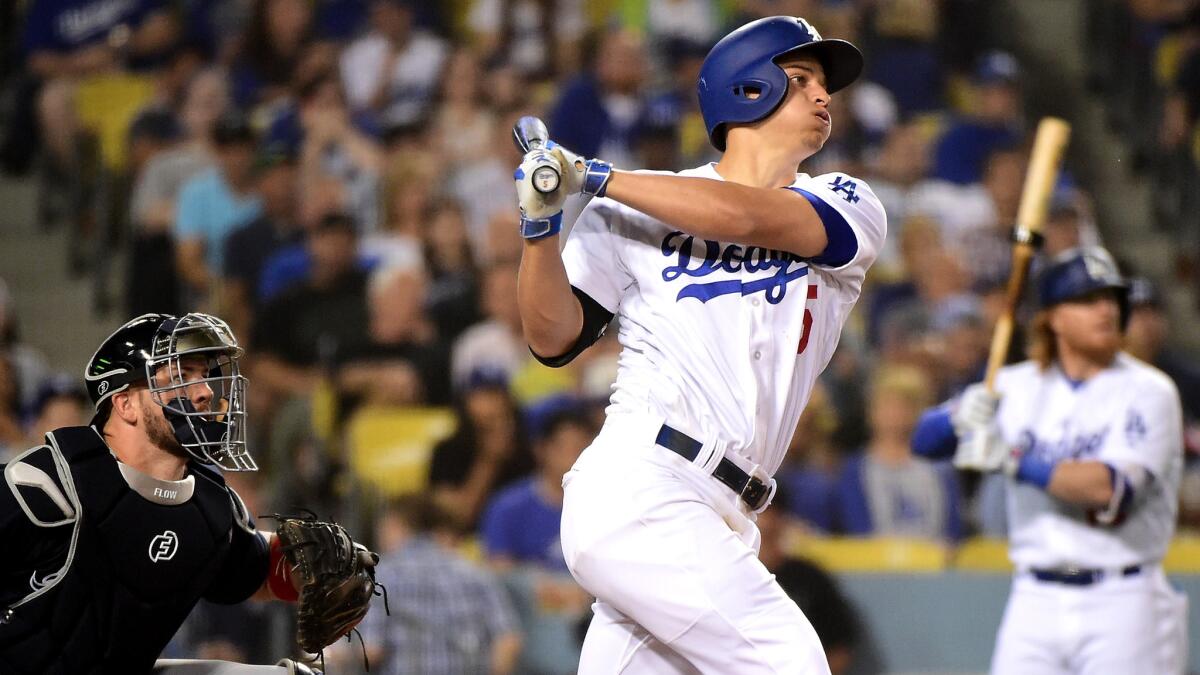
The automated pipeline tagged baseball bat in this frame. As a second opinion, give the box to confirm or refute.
[983,117,1072,392]
[511,115,561,194]
[512,115,549,154]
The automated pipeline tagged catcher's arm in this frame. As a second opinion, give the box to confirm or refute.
[253,531,302,602]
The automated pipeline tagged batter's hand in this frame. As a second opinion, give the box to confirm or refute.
[951,383,1001,435]
[516,149,568,240]
[953,426,1010,473]
[549,142,613,197]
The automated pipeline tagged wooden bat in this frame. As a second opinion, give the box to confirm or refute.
[983,117,1071,391]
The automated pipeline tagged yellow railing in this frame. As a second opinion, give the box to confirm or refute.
[788,534,1200,574]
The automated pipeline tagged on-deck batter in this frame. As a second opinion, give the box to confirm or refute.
[914,246,1189,674]
[512,16,885,674]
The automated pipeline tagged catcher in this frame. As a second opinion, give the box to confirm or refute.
[0,313,379,674]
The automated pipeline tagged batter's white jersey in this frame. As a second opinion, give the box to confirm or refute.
[561,163,886,476]
[993,354,1184,569]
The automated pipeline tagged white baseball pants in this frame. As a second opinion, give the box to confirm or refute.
[990,566,1189,674]
[560,412,830,675]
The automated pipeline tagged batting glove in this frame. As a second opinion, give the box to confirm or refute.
[515,148,568,240]
[953,426,1010,473]
[951,383,1001,435]
[548,142,613,198]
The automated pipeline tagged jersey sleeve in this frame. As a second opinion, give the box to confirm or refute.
[787,173,887,290]
[1101,375,1184,482]
[559,199,636,314]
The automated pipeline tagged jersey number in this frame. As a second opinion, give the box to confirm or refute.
[797,285,818,354]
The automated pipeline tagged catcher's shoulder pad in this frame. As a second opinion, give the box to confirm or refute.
[190,460,256,535]
[4,443,80,528]
[225,484,255,535]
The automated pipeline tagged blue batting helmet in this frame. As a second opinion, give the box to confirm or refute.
[697,16,863,151]
[1036,247,1130,325]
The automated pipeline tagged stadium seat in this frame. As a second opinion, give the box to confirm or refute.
[346,406,457,497]
[74,73,156,171]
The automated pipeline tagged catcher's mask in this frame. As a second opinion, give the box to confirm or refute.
[86,312,254,471]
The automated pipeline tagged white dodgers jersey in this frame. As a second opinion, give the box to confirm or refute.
[560,163,886,475]
[994,355,1184,568]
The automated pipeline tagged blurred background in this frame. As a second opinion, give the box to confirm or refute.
[0,0,1198,673]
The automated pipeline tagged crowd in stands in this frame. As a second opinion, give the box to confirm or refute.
[1,0,1199,672]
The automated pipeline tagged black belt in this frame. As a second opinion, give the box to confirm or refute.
[1029,565,1142,586]
[655,424,772,511]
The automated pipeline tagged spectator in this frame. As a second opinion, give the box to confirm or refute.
[480,409,596,675]
[867,217,971,352]
[359,495,523,675]
[482,409,596,570]
[630,97,683,171]
[449,111,523,253]
[640,0,719,46]
[927,295,989,399]
[340,0,450,128]
[863,0,945,117]
[756,489,869,675]
[255,175,356,302]
[775,382,843,533]
[286,71,386,232]
[421,198,482,342]
[335,264,452,408]
[371,152,436,251]
[429,377,534,529]
[220,140,304,342]
[548,26,649,168]
[23,0,180,205]
[915,145,1027,287]
[452,261,528,391]
[468,0,586,81]
[126,67,229,315]
[22,373,89,448]
[433,48,497,169]
[932,50,1024,185]
[251,212,371,402]
[1124,277,1200,429]
[0,279,51,412]
[228,0,328,108]
[0,352,23,460]
[864,121,934,276]
[836,365,962,541]
[174,110,264,308]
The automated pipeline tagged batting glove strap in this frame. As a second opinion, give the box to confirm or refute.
[582,159,613,197]
[520,211,563,240]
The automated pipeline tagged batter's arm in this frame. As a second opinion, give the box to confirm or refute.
[518,238,584,359]
[1044,461,1115,508]
[603,172,829,257]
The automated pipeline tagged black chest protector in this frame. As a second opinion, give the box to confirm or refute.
[0,427,241,674]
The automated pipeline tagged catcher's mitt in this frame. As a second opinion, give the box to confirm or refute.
[273,514,380,654]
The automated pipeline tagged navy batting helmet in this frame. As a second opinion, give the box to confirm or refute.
[1036,247,1130,325]
[697,16,863,151]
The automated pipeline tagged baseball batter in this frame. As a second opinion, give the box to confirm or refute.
[913,247,1189,674]
[513,17,885,674]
